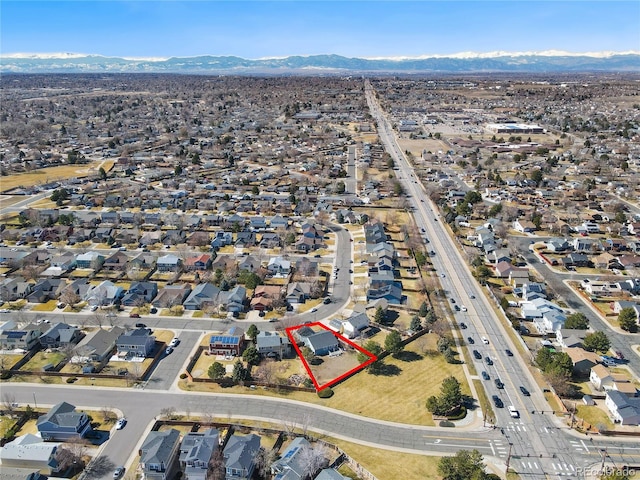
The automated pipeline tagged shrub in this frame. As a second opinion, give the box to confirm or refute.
[317,387,334,398]
[179,373,188,379]
[0,371,12,380]
[446,406,467,421]
[66,377,77,384]
[439,420,455,427]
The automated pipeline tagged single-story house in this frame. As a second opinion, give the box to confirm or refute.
[304,330,340,356]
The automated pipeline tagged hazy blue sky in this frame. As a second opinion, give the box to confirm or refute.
[2,1,638,58]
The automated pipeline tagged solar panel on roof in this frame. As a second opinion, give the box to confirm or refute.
[7,331,26,338]
[210,335,240,344]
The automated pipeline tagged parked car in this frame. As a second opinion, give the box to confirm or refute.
[169,337,180,347]
[310,307,318,313]
[150,307,157,314]
[129,313,140,318]
[165,347,173,355]
[90,305,98,312]
[115,418,127,430]
[135,322,146,328]
[323,297,332,304]
[113,467,125,479]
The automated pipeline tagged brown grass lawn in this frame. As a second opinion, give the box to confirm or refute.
[330,437,443,480]
[31,300,58,312]
[21,352,66,371]
[180,334,471,426]
[575,405,615,431]
[321,334,470,425]
[1,353,25,370]
[0,161,115,193]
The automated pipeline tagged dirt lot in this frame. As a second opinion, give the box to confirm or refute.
[309,349,362,387]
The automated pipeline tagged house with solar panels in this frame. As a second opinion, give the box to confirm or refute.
[0,321,41,351]
[209,327,246,356]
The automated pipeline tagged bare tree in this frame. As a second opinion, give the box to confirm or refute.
[100,406,116,423]
[298,443,329,478]
[2,392,17,414]
[206,449,225,480]
[254,447,278,478]
[159,406,177,420]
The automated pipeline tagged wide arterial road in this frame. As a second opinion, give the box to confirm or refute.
[363,80,640,479]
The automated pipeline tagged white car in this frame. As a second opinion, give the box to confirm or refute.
[115,418,127,430]
[461,306,467,312]
[169,337,180,347]
[481,336,489,345]
[310,308,318,313]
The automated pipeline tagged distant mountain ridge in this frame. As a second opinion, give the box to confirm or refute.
[2,52,639,73]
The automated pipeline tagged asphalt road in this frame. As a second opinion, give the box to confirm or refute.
[363,81,640,478]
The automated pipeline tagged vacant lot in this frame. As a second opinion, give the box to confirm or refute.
[1,160,115,193]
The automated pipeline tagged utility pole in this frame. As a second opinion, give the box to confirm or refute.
[505,443,513,473]
[600,448,607,474]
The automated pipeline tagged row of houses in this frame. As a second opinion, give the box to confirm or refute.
[362,222,403,304]
[0,321,156,360]
[1,402,349,480]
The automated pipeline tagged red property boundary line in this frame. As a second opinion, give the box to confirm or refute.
[285,322,377,392]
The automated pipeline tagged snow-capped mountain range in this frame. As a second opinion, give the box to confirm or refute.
[2,51,639,73]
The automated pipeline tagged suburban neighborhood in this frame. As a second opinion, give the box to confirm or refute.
[1,72,640,480]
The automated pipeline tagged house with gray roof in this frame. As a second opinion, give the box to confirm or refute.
[605,390,640,426]
[270,437,311,480]
[256,331,292,359]
[140,429,181,480]
[116,328,156,357]
[72,326,124,363]
[36,402,92,441]
[223,434,260,480]
[0,434,60,474]
[304,330,340,356]
[121,282,158,307]
[218,285,246,313]
[315,469,349,480]
[184,283,221,311]
[39,322,82,349]
[84,280,124,307]
[152,284,191,308]
[157,254,181,272]
[0,325,41,351]
[179,428,219,480]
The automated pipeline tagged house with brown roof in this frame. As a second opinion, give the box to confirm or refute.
[565,347,601,376]
[184,254,212,271]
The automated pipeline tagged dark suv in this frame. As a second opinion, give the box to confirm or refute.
[492,395,504,408]
[519,386,530,396]
[473,350,482,360]
[494,378,504,389]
